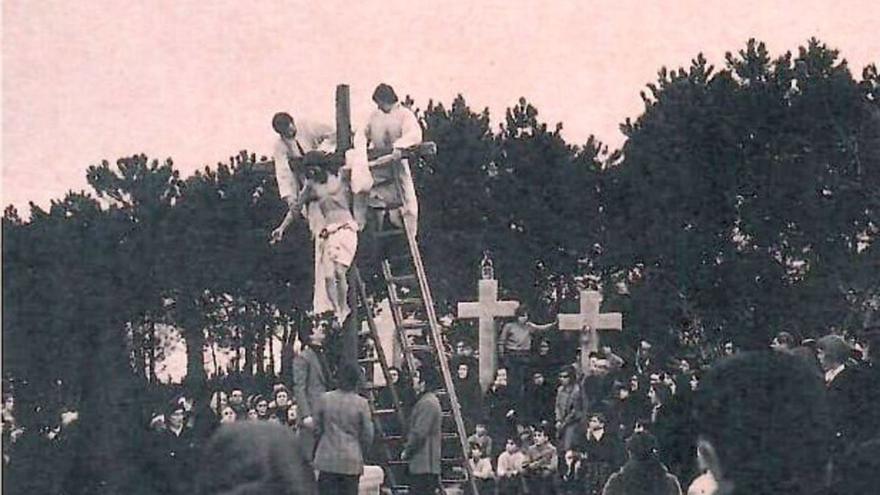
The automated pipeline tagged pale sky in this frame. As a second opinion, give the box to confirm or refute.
[3,0,878,212]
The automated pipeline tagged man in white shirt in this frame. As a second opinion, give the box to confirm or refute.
[270,112,337,318]
[364,84,423,235]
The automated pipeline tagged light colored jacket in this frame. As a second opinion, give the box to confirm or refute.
[314,390,374,475]
[405,391,442,474]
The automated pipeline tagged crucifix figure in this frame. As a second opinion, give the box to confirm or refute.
[558,290,623,373]
[457,257,519,391]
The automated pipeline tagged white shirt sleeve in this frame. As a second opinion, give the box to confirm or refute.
[273,139,298,204]
[392,106,422,149]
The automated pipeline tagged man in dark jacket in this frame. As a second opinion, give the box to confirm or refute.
[150,401,197,495]
[602,431,682,495]
[402,368,442,494]
[293,322,332,460]
[816,334,862,455]
[572,412,625,495]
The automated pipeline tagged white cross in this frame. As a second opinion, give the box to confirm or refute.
[558,290,622,372]
[457,279,519,391]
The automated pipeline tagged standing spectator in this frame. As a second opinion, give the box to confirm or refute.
[555,366,583,451]
[228,388,246,420]
[816,334,861,455]
[693,351,830,495]
[314,364,374,495]
[497,437,528,495]
[602,431,682,495]
[524,425,559,494]
[402,368,443,495]
[452,361,483,433]
[526,370,557,426]
[272,387,292,423]
[293,323,332,460]
[485,367,517,450]
[608,382,640,438]
[534,339,565,387]
[499,305,557,401]
[573,412,625,495]
[196,421,317,495]
[149,401,197,495]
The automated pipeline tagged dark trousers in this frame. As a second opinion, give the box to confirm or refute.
[409,473,440,495]
[318,471,359,495]
[504,351,532,402]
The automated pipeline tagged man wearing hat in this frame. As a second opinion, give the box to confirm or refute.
[149,400,196,495]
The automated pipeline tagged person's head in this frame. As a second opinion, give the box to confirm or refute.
[689,373,700,391]
[3,394,14,411]
[337,364,361,393]
[246,408,258,421]
[633,419,648,433]
[166,404,186,430]
[196,422,316,495]
[388,367,400,384]
[816,334,851,371]
[515,305,530,323]
[210,391,228,414]
[274,389,290,408]
[564,449,579,465]
[475,423,488,436]
[309,323,327,348]
[625,431,659,462]
[629,375,641,390]
[771,331,796,352]
[470,442,484,459]
[533,426,550,446]
[616,383,630,400]
[229,389,244,406]
[587,412,606,432]
[414,367,439,395]
[150,414,166,432]
[455,341,473,357]
[505,437,521,454]
[457,363,469,380]
[272,112,296,139]
[494,367,508,387]
[255,397,269,417]
[538,339,551,356]
[723,341,736,356]
[648,384,671,406]
[220,406,236,424]
[678,359,692,374]
[518,424,533,446]
[694,351,831,495]
[531,371,545,386]
[558,366,575,387]
[640,340,652,352]
[372,83,398,113]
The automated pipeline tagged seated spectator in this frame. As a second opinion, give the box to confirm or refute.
[196,421,317,495]
[271,386,292,423]
[253,395,270,421]
[219,406,236,425]
[693,351,831,495]
[228,388,246,420]
[497,437,528,495]
[524,424,558,494]
[469,441,495,495]
[602,431,682,495]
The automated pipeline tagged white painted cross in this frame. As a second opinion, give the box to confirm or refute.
[558,290,623,373]
[457,279,519,391]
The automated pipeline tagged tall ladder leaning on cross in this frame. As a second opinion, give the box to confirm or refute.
[337,84,479,495]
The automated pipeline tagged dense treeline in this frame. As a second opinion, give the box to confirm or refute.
[2,38,878,493]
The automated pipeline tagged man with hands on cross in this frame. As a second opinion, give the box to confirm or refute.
[498,305,558,401]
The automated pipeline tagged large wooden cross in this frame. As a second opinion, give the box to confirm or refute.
[558,290,623,373]
[457,279,519,391]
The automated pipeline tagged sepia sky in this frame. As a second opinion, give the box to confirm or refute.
[3,0,879,212]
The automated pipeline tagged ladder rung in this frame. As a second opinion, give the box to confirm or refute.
[395,297,423,306]
[407,344,433,352]
[400,320,428,330]
[358,357,378,364]
[374,228,406,239]
[374,408,396,415]
[389,274,418,285]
